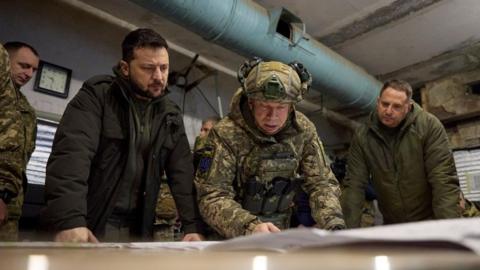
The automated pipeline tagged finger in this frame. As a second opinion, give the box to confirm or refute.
[267,224,281,233]
[88,230,99,243]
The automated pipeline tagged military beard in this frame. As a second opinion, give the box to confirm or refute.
[129,77,154,99]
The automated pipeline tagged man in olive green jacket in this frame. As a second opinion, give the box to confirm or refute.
[341,79,461,228]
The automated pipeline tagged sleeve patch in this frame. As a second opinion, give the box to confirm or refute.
[197,146,215,178]
[198,157,212,174]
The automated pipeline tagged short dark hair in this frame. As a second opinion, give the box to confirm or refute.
[122,28,168,62]
[380,79,412,101]
[202,116,221,125]
[4,41,39,57]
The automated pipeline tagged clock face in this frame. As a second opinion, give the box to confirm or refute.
[34,61,71,98]
[38,65,68,93]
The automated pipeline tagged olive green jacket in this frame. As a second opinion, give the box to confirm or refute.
[0,44,36,218]
[195,90,344,238]
[341,103,460,227]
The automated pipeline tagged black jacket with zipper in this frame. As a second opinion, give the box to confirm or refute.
[43,73,203,238]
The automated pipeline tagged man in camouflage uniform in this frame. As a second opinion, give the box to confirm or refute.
[195,59,345,238]
[153,176,179,241]
[460,192,480,218]
[194,117,220,152]
[193,116,220,170]
[154,117,220,241]
[0,42,39,240]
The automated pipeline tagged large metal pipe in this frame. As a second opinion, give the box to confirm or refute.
[129,0,382,110]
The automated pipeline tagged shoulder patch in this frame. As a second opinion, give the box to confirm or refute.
[197,146,215,178]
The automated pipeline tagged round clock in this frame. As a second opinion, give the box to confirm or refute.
[34,61,71,98]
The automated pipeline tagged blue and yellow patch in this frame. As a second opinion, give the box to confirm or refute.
[197,146,215,178]
[198,156,212,173]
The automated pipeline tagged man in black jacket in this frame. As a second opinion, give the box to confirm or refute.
[43,28,204,242]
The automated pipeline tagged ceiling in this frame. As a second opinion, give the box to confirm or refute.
[64,0,480,109]
[258,0,480,85]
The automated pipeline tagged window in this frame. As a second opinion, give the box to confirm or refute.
[26,119,58,185]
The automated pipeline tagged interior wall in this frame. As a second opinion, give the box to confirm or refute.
[0,0,237,146]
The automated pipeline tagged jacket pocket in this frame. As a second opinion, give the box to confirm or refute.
[94,115,126,170]
[102,114,126,139]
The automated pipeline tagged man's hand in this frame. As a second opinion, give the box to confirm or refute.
[252,222,281,234]
[182,233,205,241]
[0,199,8,226]
[54,227,99,243]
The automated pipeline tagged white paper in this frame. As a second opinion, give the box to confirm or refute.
[127,241,219,250]
[205,218,480,254]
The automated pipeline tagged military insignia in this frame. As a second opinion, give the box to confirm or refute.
[197,146,215,178]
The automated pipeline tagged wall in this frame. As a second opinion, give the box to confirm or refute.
[0,0,236,146]
[421,69,480,149]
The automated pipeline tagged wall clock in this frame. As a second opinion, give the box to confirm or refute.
[34,61,71,99]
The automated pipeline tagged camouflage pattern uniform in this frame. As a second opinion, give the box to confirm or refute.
[154,132,210,241]
[360,201,376,227]
[0,44,37,240]
[193,135,208,153]
[195,60,345,238]
[153,175,179,241]
[462,199,480,218]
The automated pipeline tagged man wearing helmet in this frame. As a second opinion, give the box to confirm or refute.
[195,58,345,238]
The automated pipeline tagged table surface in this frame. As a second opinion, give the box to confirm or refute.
[2,244,480,270]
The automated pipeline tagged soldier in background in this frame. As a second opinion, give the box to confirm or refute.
[459,192,480,218]
[155,116,220,241]
[193,116,220,170]
[153,174,180,241]
[194,117,221,151]
[195,58,345,238]
[0,42,39,240]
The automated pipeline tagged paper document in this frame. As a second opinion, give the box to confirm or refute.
[205,218,480,253]
[127,241,219,250]
[2,218,478,253]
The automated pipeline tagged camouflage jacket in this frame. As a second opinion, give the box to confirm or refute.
[195,89,345,238]
[0,44,36,199]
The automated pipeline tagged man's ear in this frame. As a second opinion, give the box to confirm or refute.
[119,60,129,77]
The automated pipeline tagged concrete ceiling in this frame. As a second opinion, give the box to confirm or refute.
[63,0,480,107]
[257,0,480,86]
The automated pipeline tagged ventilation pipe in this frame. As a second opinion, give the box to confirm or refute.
[129,0,382,111]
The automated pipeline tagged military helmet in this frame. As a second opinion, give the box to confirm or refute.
[238,58,312,103]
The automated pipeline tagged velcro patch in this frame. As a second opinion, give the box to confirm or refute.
[197,146,215,177]
[198,156,212,173]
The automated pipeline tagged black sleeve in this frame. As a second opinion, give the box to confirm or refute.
[42,83,103,232]
[165,118,205,234]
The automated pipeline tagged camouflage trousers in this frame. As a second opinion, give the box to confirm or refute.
[0,196,22,241]
[0,218,19,241]
[153,183,179,242]
[360,200,376,227]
